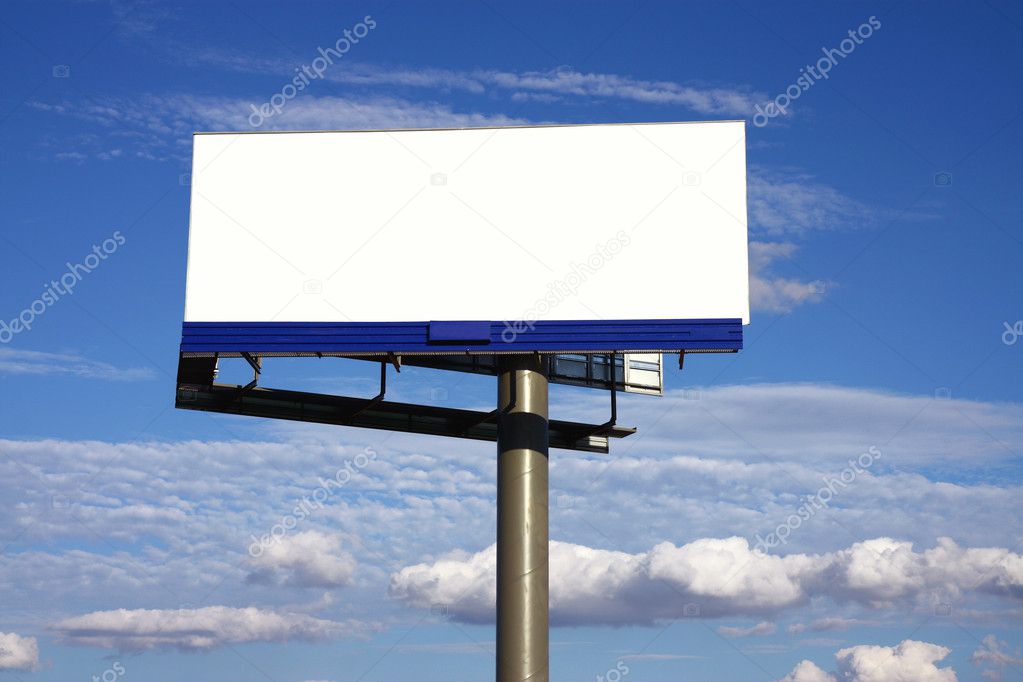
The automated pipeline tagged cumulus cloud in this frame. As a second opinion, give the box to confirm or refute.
[49,606,372,651]
[782,640,958,681]
[388,545,496,625]
[0,632,39,671]
[247,531,356,588]
[839,639,956,681]
[718,621,776,637]
[0,349,155,381]
[391,537,1023,625]
[780,660,837,682]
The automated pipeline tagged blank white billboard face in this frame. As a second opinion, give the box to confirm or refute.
[184,122,748,328]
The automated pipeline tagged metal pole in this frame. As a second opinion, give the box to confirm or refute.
[496,354,549,682]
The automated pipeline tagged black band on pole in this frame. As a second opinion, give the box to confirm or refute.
[497,412,550,454]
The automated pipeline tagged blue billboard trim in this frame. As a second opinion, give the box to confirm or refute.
[180,319,743,354]
[428,321,492,343]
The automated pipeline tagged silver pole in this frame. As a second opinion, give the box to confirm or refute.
[496,354,549,682]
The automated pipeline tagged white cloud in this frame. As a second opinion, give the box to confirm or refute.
[749,241,826,312]
[781,640,958,681]
[182,56,764,116]
[0,632,39,671]
[322,64,491,95]
[744,166,933,302]
[474,67,762,114]
[49,606,372,651]
[28,64,767,167]
[29,94,526,161]
[836,640,957,681]
[0,349,155,381]
[390,537,1023,625]
[748,164,930,232]
[780,659,837,682]
[619,653,704,661]
[395,642,495,655]
[748,169,870,235]
[718,621,776,637]
[237,94,526,131]
[388,545,496,625]
[247,531,356,588]
[0,383,1020,630]
[805,617,863,632]
[110,0,169,40]
[971,634,1023,680]
[613,383,1023,468]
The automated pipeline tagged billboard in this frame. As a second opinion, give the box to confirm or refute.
[180,121,748,355]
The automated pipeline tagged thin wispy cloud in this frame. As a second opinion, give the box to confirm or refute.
[110,0,170,40]
[803,617,864,632]
[619,653,705,661]
[180,53,766,116]
[395,642,496,655]
[744,165,930,312]
[746,166,928,236]
[749,241,826,313]
[718,621,777,637]
[50,606,375,651]
[749,170,867,235]
[28,94,527,161]
[971,634,1023,681]
[0,349,156,381]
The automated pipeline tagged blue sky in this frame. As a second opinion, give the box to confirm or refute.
[1,1,1022,681]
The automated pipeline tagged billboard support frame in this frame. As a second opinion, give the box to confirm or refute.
[174,355,635,454]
